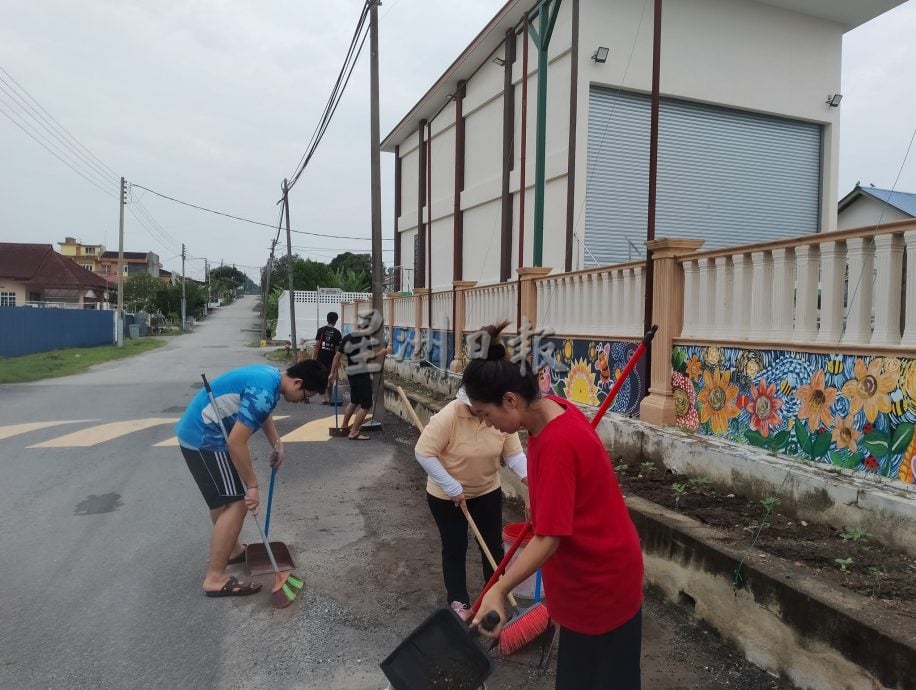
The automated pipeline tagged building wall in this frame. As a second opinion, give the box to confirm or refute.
[394,0,845,283]
[837,196,911,230]
[574,0,842,268]
[0,281,26,305]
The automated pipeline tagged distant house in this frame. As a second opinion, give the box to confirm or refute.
[837,185,916,230]
[98,250,160,280]
[159,269,173,284]
[58,236,106,273]
[0,243,111,308]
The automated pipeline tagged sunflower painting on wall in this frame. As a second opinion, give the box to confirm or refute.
[672,346,916,485]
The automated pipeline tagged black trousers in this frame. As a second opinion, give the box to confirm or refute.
[556,608,642,690]
[427,489,504,607]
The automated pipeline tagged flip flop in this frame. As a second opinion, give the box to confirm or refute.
[227,546,247,565]
[348,434,370,441]
[205,575,262,598]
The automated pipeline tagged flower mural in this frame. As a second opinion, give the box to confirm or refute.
[685,354,702,381]
[697,368,740,435]
[831,416,862,453]
[564,359,600,407]
[841,358,897,424]
[796,370,837,430]
[746,379,783,437]
[673,346,916,485]
[672,372,698,430]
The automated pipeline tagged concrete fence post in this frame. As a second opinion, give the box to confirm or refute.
[518,267,553,331]
[640,238,704,426]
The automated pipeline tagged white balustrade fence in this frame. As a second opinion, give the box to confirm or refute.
[391,295,415,328]
[536,263,645,338]
[430,291,453,331]
[465,283,518,333]
[680,226,916,348]
[276,289,371,342]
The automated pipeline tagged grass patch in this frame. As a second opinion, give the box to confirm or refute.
[0,338,167,383]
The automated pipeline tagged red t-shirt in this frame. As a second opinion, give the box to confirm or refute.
[527,395,644,634]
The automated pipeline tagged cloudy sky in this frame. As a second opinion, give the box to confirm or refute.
[1,0,914,282]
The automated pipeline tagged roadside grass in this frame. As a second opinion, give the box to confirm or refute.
[0,338,167,384]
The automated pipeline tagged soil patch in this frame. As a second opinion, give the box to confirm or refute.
[616,463,916,618]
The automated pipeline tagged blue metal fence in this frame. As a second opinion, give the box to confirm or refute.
[0,307,114,357]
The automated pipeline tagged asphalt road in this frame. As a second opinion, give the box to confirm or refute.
[0,296,791,689]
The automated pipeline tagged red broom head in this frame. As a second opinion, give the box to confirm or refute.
[497,603,550,656]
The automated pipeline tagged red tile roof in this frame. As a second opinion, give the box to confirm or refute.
[0,243,110,290]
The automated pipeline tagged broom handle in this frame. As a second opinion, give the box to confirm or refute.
[461,503,518,608]
[201,374,282,575]
[396,386,425,432]
[264,464,277,537]
[590,325,657,429]
[470,521,533,615]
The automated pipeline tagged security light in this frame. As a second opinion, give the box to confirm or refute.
[826,94,843,107]
[492,57,506,67]
[591,47,609,63]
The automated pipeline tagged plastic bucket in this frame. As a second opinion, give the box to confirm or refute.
[501,522,542,600]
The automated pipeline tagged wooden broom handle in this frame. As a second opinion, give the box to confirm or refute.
[396,385,426,432]
[462,503,518,608]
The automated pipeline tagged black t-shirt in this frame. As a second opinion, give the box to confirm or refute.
[314,325,342,363]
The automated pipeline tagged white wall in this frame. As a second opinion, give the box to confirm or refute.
[837,196,910,230]
[0,281,26,304]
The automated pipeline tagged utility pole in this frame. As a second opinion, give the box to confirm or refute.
[181,243,187,330]
[282,179,298,359]
[260,239,277,342]
[369,0,383,316]
[116,177,126,347]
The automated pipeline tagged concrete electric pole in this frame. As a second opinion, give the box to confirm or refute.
[116,177,126,348]
[181,243,187,330]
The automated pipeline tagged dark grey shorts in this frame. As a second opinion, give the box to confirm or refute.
[181,446,244,509]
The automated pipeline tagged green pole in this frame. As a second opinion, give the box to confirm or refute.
[530,0,562,267]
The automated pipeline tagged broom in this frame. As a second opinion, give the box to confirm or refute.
[201,374,304,608]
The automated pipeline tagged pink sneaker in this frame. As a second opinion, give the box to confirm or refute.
[450,601,471,621]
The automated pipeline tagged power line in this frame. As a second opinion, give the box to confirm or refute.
[0,100,117,199]
[130,182,393,241]
[0,65,119,181]
[286,1,371,190]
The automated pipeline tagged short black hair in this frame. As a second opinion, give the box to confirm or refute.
[286,359,328,394]
[327,311,339,325]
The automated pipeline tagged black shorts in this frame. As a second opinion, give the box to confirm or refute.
[348,373,373,410]
[181,446,244,509]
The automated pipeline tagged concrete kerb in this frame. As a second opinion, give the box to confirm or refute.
[383,376,916,688]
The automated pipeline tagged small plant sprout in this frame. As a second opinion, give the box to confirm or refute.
[835,557,853,572]
[760,496,780,513]
[867,566,886,598]
[688,477,711,491]
[743,519,771,534]
[671,482,688,510]
[841,527,872,542]
[640,461,657,474]
[614,461,629,474]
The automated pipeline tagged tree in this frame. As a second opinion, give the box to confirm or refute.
[122,273,162,312]
[329,266,370,292]
[269,255,333,293]
[209,265,247,285]
[329,252,372,276]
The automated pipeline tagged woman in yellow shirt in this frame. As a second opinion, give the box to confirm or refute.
[415,387,528,618]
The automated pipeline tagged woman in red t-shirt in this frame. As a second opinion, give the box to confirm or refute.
[465,322,644,690]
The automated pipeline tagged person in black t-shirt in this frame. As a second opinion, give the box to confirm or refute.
[337,320,391,440]
[314,312,343,404]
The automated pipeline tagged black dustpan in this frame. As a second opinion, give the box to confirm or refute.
[380,608,495,690]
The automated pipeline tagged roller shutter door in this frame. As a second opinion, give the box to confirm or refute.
[584,87,821,266]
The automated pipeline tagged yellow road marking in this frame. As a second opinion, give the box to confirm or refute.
[0,420,98,441]
[280,416,338,443]
[29,418,178,448]
[153,415,291,447]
